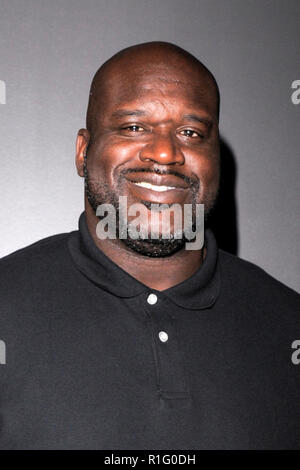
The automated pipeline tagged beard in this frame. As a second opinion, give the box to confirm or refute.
[84,153,219,257]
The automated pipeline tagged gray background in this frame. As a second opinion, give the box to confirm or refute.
[0,0,299,292]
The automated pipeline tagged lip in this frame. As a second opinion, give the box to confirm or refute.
[131,181,179,192]
[124,173,190,190]
[124,178,190,205]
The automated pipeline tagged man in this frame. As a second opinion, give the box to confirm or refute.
[0,42,299,450]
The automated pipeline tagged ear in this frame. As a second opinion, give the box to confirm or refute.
[76,128,90,177]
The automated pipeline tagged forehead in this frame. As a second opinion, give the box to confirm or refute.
[99,65,217,118]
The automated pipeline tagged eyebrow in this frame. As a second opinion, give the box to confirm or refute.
[183,114,213,127]
[110,109,213,127]
[111,109,148,119]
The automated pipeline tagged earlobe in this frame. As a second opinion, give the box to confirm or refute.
[76,129,90,177]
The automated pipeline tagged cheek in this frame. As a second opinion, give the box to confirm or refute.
[190,151,220,191]
[90,139,139,177]
[203,159,220,189]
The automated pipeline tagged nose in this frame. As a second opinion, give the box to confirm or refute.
[139,131,185,166]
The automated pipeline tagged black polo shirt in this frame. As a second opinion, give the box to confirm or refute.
[0,212,299,449]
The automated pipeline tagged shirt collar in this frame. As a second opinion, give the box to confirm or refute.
[68,212,221,310]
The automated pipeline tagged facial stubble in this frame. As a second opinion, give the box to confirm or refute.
[83,151,218,257]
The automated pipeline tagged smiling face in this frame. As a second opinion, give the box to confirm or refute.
[76,43,220,257]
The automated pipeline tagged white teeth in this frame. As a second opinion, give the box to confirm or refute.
[133,181,176,192]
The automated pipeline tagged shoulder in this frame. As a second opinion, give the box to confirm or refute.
[218,249,300,308]
[0,232,73,285]
[0,232,70,263]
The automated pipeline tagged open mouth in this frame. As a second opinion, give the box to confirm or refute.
[124,173,190,193]
[132,181,178,192]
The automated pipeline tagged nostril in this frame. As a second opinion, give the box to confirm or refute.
[138,140,185,165]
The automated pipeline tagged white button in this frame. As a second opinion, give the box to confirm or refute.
[147,293,158,305]
[159,331,168,343]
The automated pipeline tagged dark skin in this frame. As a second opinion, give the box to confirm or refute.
[75,42,220,291]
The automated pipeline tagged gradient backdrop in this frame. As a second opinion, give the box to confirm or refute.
[0,0,299,291]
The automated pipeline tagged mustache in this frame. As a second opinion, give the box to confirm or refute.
[119,167,200,192]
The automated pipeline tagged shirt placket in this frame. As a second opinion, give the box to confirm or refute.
[143,291,191,407]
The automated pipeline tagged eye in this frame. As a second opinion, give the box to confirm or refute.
[122,125,144,132]
[179,129,203,139]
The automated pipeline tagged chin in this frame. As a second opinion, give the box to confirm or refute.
[121,236,186,258]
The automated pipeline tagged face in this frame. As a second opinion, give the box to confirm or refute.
[77,61,220,257]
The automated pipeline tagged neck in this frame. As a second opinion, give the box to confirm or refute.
[84,203,205,291]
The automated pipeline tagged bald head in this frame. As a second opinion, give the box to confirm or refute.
[86,41,220,140]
